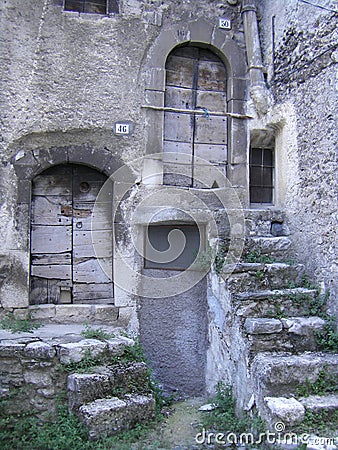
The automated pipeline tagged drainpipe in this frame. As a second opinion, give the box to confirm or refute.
[241,0,269,115]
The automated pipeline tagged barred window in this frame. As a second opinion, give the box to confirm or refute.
[64,0,119,14]
[249,147,274,204]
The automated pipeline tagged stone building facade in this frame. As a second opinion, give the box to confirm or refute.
[0,0,337,399]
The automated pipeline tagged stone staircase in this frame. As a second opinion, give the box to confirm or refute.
[218,210,338,433]
[0,328,156,440]
[64,339,156,440]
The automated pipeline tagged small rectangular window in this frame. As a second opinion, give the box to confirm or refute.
[144,225,202,270]
[249,147,274,204]
[64,0,118,14]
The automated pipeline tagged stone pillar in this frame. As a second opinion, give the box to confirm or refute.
[241,0,268,115]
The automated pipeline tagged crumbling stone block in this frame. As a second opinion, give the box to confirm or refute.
[67,362,149,413]
[68,370,113,412]
[57,339,107,364]
[245,318,283,334]
[264,396,305,426]
[78,394,156,440]
[24,341,56,359]
[106,335,135,355]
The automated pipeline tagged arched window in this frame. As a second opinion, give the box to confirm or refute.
[163,45,228,188]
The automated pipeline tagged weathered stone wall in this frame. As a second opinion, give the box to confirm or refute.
[257,0,338,318]
[0,0,247,314]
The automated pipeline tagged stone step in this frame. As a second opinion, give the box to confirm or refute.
[251,353,338,399]
[226,263,305,292]
[67,362,149,412]
[299,394,338,413]
[264,396,306,427]
[29,304,120,324]
[244,209,289,237]
[234,287,318,318]
[57,335,134,364]
[263,394,338,429]
[78,394,156,440]
[244,317,325,352]
[245,236,293,260]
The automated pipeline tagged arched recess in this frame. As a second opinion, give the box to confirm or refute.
[142,18,249,203]
[12,143,121,306]
[30,163,113,305]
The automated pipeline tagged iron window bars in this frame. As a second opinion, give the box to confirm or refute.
[249,147,274,204]
[64,0,119,14]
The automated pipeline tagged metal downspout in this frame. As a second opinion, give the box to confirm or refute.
[241,0,269,115]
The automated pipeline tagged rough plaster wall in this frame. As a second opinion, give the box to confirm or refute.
[0,0,151,160]
[258,0,338,318]
[139,272,208,396]
[0,0,243,157]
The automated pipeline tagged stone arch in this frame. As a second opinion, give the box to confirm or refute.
[10,143,122,309]
[142,18,249,203]
[13,144,122,205]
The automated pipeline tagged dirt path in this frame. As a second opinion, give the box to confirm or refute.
[139,397,207,449]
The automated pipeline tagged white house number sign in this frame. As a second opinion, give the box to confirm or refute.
[114,121,134,135]
[219,18,231,30]
[115,123,130,135]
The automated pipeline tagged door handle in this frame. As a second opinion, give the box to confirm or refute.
[76,221,83,229]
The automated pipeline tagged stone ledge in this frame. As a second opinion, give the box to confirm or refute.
[299,394,338,412]
[57,335,135,364]
[57,339,108,364]
[0,329,135,364]
[281,317,325,335]
[234,287,317,302]
[247,236,292,255]
[29,304,119,324]
[252,353,338,399]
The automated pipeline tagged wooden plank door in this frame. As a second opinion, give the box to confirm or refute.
[30,165,113,305]
[72,166,113,304]
[164,46,228,187]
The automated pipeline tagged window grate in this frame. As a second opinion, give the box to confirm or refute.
[249,147,274,204]
[64,0,119,14]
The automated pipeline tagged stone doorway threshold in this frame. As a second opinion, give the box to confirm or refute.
[0,323,121,344]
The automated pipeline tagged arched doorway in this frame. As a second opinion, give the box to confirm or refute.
[163,44,228,187]
[30,164,113,305]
